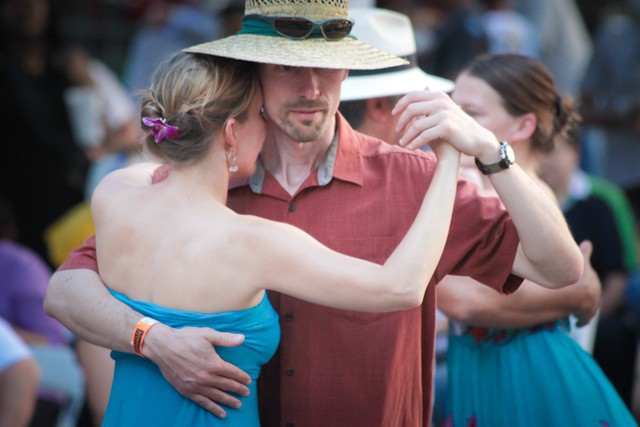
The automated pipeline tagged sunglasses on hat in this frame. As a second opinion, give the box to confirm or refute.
[243,14,354,41]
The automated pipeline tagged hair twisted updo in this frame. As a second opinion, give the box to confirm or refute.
[465,53,581,153]
[139,52,259,165]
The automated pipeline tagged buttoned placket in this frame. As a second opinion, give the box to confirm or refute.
[246,130,340,427]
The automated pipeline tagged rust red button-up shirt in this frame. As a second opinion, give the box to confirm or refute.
[60,114,521,427]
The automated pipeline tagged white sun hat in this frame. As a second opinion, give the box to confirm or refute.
[340,7,455,101]
[184,0,408,71]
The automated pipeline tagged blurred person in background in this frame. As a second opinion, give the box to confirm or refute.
[476,0,539,57]
[579,0,640,229]
[418,0,490,80]
[438,53,634,426]
[0,0,140,266]
[122,0,239,97]
[513,0,592,98]
[0,0,89,264]
[0,196,84,427]
[541,122,640,416]
[0,317,40,427]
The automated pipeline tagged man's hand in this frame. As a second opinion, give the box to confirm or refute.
[143,324,251,418]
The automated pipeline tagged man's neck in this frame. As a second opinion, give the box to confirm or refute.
[261,127,337,196]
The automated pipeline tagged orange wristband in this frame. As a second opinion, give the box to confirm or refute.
[131,317,158,357]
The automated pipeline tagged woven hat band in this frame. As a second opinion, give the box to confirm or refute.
[245,0,348,21]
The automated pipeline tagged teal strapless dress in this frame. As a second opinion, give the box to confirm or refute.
[444,320,637,427]
[103,289,280,427]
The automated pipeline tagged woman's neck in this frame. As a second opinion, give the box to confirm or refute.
[162,153,229,206]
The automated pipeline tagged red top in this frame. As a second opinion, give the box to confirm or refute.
[61,114,522,427]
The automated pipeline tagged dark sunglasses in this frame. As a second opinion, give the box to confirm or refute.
[243,14,354,41]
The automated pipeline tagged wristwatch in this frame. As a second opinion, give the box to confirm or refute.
[475,141,516,175]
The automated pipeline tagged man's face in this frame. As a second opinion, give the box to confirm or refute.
[258,64,348,143]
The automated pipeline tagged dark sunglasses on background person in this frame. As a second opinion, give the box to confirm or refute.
[243,14,354,41]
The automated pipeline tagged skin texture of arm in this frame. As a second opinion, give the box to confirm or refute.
[438,240,601,328]
[0,358,40,427]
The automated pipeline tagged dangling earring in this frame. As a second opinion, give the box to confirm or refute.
[226,150,238,173]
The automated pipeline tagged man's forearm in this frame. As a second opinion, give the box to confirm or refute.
[44,269,141,352]
[490,166,583,288]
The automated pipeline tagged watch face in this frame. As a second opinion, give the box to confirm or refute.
[503,142,515,165]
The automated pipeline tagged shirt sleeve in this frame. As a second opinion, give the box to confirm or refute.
[57,235,98,273]
[435,178,523,294]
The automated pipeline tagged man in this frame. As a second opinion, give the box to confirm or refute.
[45,1,582,426]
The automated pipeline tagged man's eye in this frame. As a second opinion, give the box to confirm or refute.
[278,65,293,72]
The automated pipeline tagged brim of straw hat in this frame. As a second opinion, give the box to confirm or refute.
[341,67,455,101]
[183,34,408,70]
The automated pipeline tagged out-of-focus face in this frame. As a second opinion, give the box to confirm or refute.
[258,64,348,143]
[539,138,577,196]
[235,90,267,177]
[451,71,519,142]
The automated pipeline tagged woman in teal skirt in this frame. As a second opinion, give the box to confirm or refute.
[438,53,637,426]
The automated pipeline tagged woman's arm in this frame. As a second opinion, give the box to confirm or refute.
[437,240,601,328]
[252,142,461,312]
[393,90,583,288]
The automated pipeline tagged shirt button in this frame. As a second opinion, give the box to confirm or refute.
[284,312,294,322]
[286,368,295,376]
[288,202,296,212]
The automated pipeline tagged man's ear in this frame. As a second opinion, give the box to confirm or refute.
[222,118,239,153]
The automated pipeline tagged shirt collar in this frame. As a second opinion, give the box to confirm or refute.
[247,113,364,194]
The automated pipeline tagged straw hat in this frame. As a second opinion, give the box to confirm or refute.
[341,8,455,101]
[184,0,407,70]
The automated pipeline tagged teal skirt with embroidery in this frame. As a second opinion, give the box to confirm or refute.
[443,320,637,427]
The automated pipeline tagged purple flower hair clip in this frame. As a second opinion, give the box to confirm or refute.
[142,117,181,143]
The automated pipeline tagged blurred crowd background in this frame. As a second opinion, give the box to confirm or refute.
[1,0,640,426]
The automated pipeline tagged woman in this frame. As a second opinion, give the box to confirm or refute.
[92,52,461,426]
[439,53,636,426]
